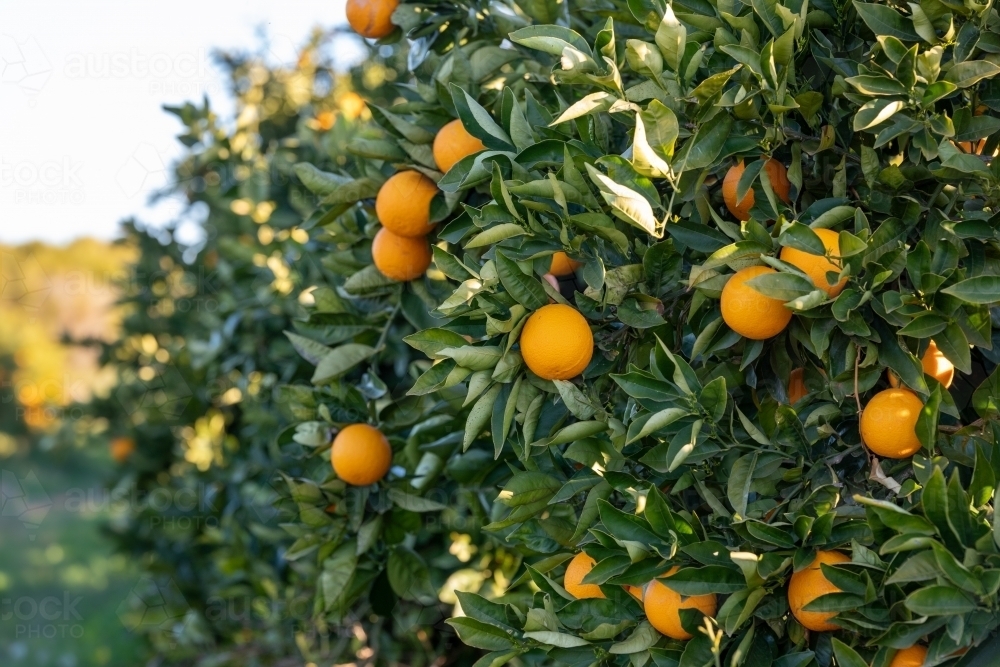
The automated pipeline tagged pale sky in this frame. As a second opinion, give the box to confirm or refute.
[0,0,367,246]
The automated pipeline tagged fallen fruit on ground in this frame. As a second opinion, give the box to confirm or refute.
[721,266,793,340]
[788,550,850,631]
[519,303,593,380]
[860,388,924,459]
[331,423,393,486]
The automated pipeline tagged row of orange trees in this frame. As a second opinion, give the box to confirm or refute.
[89,0,1000,665]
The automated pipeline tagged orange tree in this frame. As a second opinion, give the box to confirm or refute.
[280,0,1000,665]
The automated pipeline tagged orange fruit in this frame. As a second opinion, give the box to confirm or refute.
[549,251,581,276]
[625,585,644,601]
[519,304,594,380]
[859,388,924,459]
[563,552,605,599]
[345,0,399,38]
[779,227,847,297]
[958,105,989,155]
[372,227,432,282]
[722,159,791,221]
[644,566,718,640]
[433,119,486,173]
[889,645,927,667]
[375,171,439,238]
[889,340,955,389]
[788,368,807,404]
[720,266,793,340]
[331,423,393,486]
[788,550,850,632]
[110,437,135,463]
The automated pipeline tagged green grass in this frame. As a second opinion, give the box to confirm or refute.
[0,442,148,666]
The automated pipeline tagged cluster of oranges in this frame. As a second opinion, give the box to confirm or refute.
[719,158,961,460]
[564,551,927,665]
[370,123,486,281]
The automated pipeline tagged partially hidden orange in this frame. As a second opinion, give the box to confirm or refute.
[563,552,605,599]
[722,159,791,221]
[779,227,847,297]
[549,251,581,276]
[788,550,850,632]
[644,566,717,640]
[433,119,485,173]
[720,266,793,340]
[345,0,399,38]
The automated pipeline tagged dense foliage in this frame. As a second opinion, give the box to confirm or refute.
[88,0,1000,666]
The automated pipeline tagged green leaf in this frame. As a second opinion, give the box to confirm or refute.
[586,163,659,236]
[496,252,548,310]
[655,4,686,71]
[294,163,348,195]
[727,452,757,518]
[746,271,816,300]
[447,618,517,651]
[312,344,376,384]
[944,61,1000,88]
[662,565,745,595]
[904,585,977,615]
[942,276,1000,304]
[673,113,732,171]
[450,84,515,151]
[779,223,826,255]
[831,639,869,667]
[852,2,920,41]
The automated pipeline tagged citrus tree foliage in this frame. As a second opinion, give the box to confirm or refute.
[284,0,1000,665]
[74,39,405,665]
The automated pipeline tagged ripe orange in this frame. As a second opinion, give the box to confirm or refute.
[372,228,432,282]
[331,423,393,486]
[860,388,924,459]
[720,266,793,340]
[519,304,594,380]
[779,227,847,297]
[563,552,605,599]
[345,0,399,39]
[549,251,581,276]
[644,567,718,640]
[625,585,644,601]
[921,341,955,388]
[375,171,439,238]
[788,368,807,404]
[110,437,135,463]
[722,159,791,221]
[433,119,486,173]
[889,645,927,667]
[788,550,850,631]
[958,105,989,155]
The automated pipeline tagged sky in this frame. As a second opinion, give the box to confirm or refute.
[0,0,367,246]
